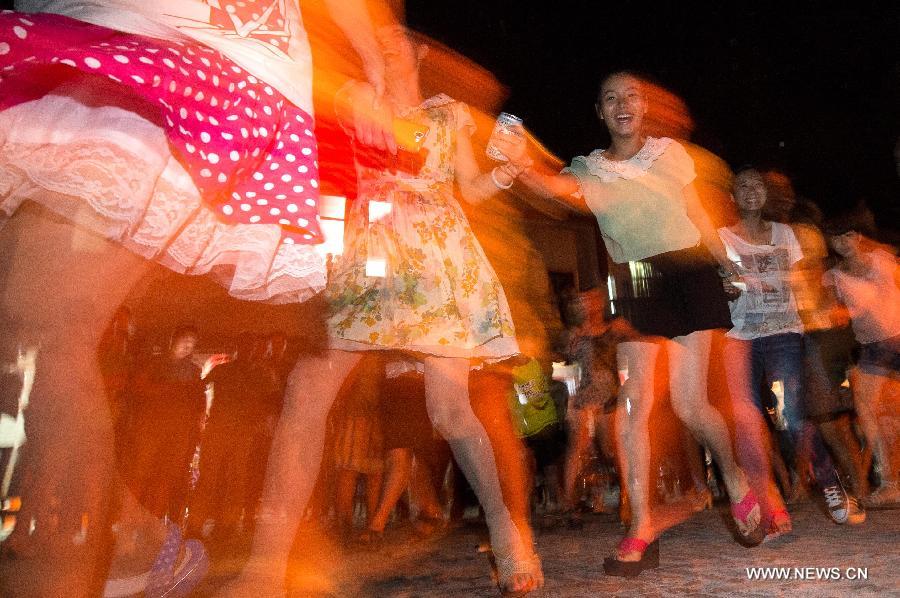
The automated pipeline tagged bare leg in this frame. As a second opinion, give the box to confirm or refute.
[680,428,713,511]
[229,349,362,595]
[333,469,360,532]
[613,341,659,559]
[770,442,795,500]
[667,331,758,534]
[411,457,444,521]
[0,204,150,597]
[723,336,786,523]
[852,368,891,486]
[879,378,900,486]
[364,470,383,528]
[366,448,412,532]
[423,356,541,593]
[468,367,533,549]
[562,408,594,510]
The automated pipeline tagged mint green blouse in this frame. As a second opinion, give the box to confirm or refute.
[563,137,701,263]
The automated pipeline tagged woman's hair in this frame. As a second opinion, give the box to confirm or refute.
[597,69,661,99]
[791,197,825,228]
[732,163,760,178]
[822,203,877,238]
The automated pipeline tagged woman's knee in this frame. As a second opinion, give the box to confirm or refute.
[426,398,474,440]
[670,395,713,435]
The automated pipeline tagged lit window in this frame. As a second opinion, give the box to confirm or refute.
[365,257,386,278]
[368,200,392,223]
[315,194,346,257]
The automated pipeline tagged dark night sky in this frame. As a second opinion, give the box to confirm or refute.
[406,1,899,226]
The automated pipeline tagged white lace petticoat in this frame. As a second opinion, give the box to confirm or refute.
[0,84,326,304]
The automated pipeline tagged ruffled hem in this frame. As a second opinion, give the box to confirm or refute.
[328,335,519,362]
[0,89,325,304]
[0,11,322,243]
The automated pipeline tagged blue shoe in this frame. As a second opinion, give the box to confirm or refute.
[144,524,209,598]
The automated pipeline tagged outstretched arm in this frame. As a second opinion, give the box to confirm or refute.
[683,182,738,276]
[453,115,589,215]
[517,161,589,215]
[325,0,397,152]
[323,0,389,97]
[454,129,527,205]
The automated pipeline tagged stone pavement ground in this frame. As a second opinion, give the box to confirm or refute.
[197,501,898,597]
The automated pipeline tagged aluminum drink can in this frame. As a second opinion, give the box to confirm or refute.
[486,112,524,161]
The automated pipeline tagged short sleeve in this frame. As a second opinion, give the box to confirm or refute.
[561,156,590,198]
[664,140,697,187]
[782,224,804,266]
[454,102,477,136]
[717,227,738,261]
[871,249,899,281]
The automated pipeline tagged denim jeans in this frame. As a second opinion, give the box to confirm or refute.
[749,332,839,489]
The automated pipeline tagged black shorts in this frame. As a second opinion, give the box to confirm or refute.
[611,245,733,339]
[859,334,900,376]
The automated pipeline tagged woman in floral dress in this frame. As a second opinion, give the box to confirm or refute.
[230,25,543,597]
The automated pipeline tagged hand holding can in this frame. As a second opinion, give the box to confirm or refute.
[486,112,524,161]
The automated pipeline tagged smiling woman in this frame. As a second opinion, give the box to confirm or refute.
[516,69,766,576]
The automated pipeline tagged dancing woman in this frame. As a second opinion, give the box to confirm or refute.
[823,211,900,507]
[228,24,543,597]
[0,1,391,595]
[517,71,764,576]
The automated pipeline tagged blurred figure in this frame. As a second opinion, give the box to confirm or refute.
[230,24,542,596]
[790,198,869,500]
[463,161,563,572]
[355,361,449,545]
[0,1,397,594]
[761,169,797,224]
[98,306,137,428]
[719,166,864,536]
[234,333,291,536]
[560,289,634,527]
[189,333,282,545]
[519,70,762,576]
[823,211,900,507]
[120,325,205,521]
[329,354,385,542]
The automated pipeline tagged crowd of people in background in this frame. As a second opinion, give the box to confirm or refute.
[0,1,896,597]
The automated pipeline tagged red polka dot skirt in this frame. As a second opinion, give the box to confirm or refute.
[0,10,321,245]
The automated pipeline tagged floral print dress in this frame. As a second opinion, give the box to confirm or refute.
[327,94,518,361]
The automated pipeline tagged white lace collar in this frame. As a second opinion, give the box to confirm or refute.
[582,137,672,182]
